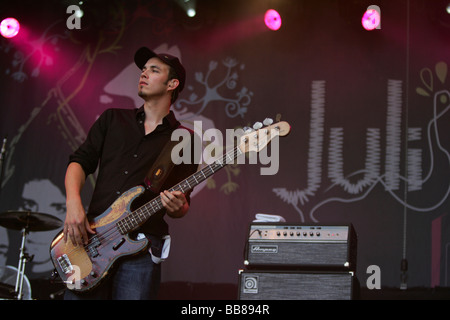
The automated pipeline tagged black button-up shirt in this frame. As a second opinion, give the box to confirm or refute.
[69,107,198,235]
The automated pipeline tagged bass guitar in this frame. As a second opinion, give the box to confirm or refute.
[50,120,290,292]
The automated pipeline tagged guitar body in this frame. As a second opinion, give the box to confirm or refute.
[50,186,149,293]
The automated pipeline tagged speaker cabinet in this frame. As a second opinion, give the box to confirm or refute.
[238,270,355,300]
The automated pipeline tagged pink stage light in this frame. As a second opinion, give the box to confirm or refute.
[361,9,380,31]
[0,18,20,38]
[264,9,282,31]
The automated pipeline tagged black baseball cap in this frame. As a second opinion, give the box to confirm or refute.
[134,47,186,92]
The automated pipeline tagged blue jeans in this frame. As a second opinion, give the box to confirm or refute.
[64,235,162,300]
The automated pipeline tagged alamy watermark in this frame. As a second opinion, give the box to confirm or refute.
[66,265,82,290]
[366,265,381,290]
[171,121,281,176]
[66,5,82,30]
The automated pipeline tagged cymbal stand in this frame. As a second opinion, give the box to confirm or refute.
[14,226,33,300]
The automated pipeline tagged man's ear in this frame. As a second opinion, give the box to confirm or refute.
[168,79,180,90]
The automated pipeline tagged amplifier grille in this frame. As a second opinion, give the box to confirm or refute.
[239,270,355,300]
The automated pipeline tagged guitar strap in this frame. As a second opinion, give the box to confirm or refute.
[144,125,192,194]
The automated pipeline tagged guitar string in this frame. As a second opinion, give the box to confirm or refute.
[91,147,239,249]
[60,146,243,259]
[66,151,235,256]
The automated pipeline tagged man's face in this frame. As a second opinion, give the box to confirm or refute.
[138,57,171,100]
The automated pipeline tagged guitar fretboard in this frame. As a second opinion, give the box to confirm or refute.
[116,146,243,234]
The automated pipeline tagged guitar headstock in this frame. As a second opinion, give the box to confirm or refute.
[238,118,291,154]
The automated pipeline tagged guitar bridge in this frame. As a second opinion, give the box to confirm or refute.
[57,254,73,274]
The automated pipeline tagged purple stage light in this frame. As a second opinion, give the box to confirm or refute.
[361,9,380,31]
[1,18,20,38]
[264,9,282,31]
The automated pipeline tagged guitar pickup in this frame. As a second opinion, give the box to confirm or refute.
[88,235,101,258]
[57,254,73,274]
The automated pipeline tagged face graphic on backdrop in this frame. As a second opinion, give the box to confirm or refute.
[18,179,66,274]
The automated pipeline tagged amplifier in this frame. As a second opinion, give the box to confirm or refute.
[244,223,357,270]
[238,270,356,300]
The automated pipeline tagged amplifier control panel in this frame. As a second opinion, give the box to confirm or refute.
[248,224,350,242]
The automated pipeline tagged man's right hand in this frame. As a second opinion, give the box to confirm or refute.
[63,162,95,246]
[63,198,95,246]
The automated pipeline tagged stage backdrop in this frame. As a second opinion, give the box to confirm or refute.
[0,0,449,298]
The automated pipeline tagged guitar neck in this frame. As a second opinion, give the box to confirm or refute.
[117,146,243,234]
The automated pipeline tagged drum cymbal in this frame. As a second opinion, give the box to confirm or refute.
[0,211,62,232]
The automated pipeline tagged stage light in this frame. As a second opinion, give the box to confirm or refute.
[362,5,381,31]
[175,0,196,18]
[75,8,84,19]
[264,9,282,31]
[187,8,196,17]
[0,18,20,38]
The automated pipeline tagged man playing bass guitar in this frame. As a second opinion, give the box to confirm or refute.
[62,47,198,300]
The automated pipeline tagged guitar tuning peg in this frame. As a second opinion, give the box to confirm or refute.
[276,114,282,122]
[253,122,263,130]
[243,126,253,133]
[263,118,273,126]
